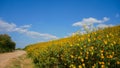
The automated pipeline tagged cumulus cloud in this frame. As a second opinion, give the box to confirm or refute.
[0,20,16,32]
[103,17,109,22]
[0,19,58,40]
[96,24,114,28]
[20,24,32,29]
[72,17,114,34]
[24,31,57,39]
[72,17,110,27]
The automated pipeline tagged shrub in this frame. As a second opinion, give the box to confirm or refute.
[0,34,16,53]
[25,25,120,68]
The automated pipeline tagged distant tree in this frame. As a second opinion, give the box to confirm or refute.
[0,34,16,53]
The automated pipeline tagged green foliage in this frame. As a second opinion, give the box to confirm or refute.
[16,48,23,50]
[0,34,16,53]
[25,25,120,68]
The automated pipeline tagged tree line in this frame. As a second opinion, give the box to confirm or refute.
[0,34,16,53]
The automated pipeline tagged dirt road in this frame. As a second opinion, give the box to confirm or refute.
[0,50,26,68]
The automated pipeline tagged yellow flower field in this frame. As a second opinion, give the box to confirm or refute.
[25,25,120,68]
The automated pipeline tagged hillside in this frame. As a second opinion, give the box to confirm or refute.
[25,25,120,68]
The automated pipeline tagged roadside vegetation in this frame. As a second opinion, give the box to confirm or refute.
[0,34,16,53]
[25,25,120,68]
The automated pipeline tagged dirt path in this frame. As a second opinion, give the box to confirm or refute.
[0,50,26,68]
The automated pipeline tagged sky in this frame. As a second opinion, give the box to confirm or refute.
[0,0,120,48]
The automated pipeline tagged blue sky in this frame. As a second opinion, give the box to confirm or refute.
[0,0,120,48]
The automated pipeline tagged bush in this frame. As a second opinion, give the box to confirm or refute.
[25,25,120,68]
[0,34,16,53]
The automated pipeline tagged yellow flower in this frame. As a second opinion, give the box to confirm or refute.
[80,47,83,50]
[93,38,96,41]
[64,63,67,65]
[78,39,81,41]
[103,40,107,45]
[94,64,96,67]
[91,52,94,55]
[82,63,85,67]
[101,53,104,56]
[78,65,82,68]
[106,52,108,54]
[109,55,113,58]
[99,62,101,64]
[92,66,95,68]
[88,38,91,42]
[84,45,86,48]
[81,58,84,62]
[78,56,81,59]
[80,52,83,55]
[81,37,84,41]
[112,52,114,55]
[77,44,79,46]
[109,33,113,37]
[70,64,76,68]
[90,46,94,50]
[108,62,110,65]
[101,62,105,65]
[111,43,114,46]
[106,34,109,38]
[73,66,76,68]
[88,34,90,37]
[70,55,74,58]
[117,61,120,64]
[101,65,105,68]
[101,55,104,59]
[86,51,89,55]
[85,57,88,59]
[94,32,96,35]
[113,41,116,44]
[70,44,73,46]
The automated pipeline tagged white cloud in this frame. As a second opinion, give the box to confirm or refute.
[96,24,114,28]
[25,31,57,39]
[72,17,114,34]
[20,24,32,29]
[14,27,28,33]
[72,17,110,27]
[0,19,58,40]
[0,20,16,32]
[103,17,109,22]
